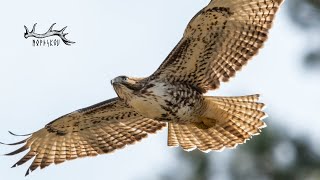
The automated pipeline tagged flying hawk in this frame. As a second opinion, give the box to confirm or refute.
[2,0,284,176]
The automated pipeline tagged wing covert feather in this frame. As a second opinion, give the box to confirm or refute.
[150,0,284,92]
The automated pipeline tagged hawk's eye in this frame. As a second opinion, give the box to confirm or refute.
[123,77,128,81]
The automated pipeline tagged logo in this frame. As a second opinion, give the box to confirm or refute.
[24,23,75,47]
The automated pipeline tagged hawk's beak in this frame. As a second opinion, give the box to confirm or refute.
[111,79,114,85]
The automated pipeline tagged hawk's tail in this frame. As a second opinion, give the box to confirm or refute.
[167,94,267,152]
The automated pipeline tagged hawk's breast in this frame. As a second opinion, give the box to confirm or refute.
[129,82,169,119]
[128,81,203,123]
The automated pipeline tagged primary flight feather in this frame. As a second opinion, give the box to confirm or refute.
[2,0,284,176]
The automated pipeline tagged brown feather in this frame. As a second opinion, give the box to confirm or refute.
[149,0,284,92]
[5,98,165,175]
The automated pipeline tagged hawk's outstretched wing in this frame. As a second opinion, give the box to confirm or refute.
[150,0,284,92]
[2,98,166,176]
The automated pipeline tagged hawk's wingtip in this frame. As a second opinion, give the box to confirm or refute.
[8,131,32,137]
[0,137,29,146]
[25,169,30,176]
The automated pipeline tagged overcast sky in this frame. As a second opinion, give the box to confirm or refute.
[0,0,319,180]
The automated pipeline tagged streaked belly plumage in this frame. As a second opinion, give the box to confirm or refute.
[128,82,203,123]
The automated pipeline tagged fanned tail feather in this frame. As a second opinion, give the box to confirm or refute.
[168,94,267,152]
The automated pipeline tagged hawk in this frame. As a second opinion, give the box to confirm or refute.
[2,0,284,176]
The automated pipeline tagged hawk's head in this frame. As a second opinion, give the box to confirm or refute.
[111,76,142,100]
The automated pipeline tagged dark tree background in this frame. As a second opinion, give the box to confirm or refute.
[157,1,320,180]
[288,0,320,69]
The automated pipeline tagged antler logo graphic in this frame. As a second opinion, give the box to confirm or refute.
[24,23,75,46]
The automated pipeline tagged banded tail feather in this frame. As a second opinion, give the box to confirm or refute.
[168,94,267,152]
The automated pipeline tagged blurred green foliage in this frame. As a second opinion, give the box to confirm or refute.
[288,0,320,69]
[230,127,320,180]
[160,125,320,180]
